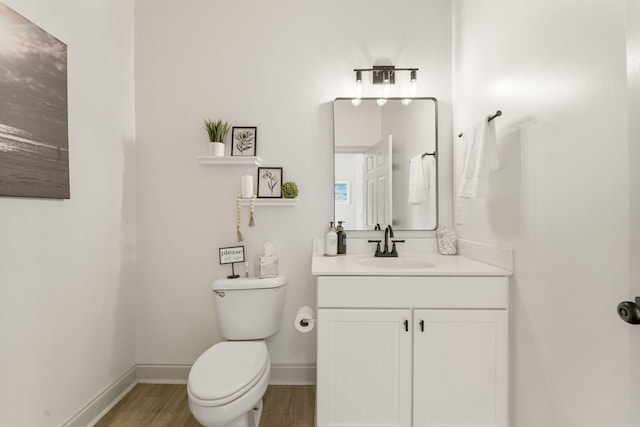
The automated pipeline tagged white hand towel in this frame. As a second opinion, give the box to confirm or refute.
[457,117,499,198]
[409,154,434,205]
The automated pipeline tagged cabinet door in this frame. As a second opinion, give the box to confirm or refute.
[413,309,508,427]
[317,309,412,427]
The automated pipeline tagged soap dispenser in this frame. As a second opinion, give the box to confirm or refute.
[336,221,347,255]
[325,222,338,256]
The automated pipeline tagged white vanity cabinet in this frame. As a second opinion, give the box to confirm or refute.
[317,308,413,427]
[316,275,509,427]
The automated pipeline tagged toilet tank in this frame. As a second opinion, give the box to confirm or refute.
[212,276,287,340]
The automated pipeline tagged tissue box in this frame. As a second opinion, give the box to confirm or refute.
[256,256,278,278]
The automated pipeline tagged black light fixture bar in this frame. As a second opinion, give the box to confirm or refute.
[353,66,419,85]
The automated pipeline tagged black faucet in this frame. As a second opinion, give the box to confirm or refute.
[383,225,394,254]
[369,225,405,257]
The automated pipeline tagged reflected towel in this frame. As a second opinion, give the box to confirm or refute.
[409,154,434,205]
[457,117,499,198]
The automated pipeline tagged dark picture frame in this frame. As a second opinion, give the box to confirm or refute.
[257,167,283,198]
[231,126,257,157]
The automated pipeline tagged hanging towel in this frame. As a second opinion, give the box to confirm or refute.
[409,154,434,205]
[457,117,499,198]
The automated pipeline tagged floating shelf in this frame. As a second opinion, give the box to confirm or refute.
[198,156,262,166]
[240,198,299,207]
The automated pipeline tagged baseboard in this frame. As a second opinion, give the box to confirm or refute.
[270,363,316,385]
[457,238,514,272]
[136,362,316,385]
[63,366,137,427]
[136,364,191,384]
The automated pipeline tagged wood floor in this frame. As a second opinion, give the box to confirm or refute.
[95,384,315,427]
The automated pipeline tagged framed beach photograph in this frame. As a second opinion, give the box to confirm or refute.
[257,167,283,198]
[0,4,69,199]
[231,126,257,157]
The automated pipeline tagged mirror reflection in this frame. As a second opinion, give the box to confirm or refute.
[333,98,438,231]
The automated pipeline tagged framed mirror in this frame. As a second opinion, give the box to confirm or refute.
[333,97,438,231]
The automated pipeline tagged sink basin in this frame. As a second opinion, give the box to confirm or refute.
[357,257,436,269]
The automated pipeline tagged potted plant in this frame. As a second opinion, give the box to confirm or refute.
[204,119,231,157]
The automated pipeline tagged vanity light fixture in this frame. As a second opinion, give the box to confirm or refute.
[402,69,418,105]
[352,65,419,106]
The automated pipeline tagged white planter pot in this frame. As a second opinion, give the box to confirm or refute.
[209,142,225,157]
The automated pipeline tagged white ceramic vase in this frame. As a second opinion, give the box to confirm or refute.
[209,142,225,157]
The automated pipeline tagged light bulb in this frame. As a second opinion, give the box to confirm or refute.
[355,81,363,98]
[382,71,391,98]
[354,70,363,98]
[351,98,362,106]
[377,98,387,106]
[383,81,390,97]
[401,98,412,106]
[409,81,417,98]
[409,69,417,97]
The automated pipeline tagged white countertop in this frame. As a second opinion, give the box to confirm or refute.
[311,253,511,276]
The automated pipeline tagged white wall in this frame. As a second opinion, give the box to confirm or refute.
[453,0,630,425]
[626,0,640,421]
[0,0,136,425]
[135,0,452,368]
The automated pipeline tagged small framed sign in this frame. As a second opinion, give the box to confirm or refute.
[219,246,245,265]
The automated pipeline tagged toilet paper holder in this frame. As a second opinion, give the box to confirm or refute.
[299,318,317,327]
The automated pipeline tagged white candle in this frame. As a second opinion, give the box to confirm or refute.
[241,175,253,198]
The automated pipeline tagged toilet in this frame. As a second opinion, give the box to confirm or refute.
[187,276,287,427]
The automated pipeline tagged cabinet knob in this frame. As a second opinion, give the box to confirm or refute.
[404,319,409,332]
[419,319,424,332]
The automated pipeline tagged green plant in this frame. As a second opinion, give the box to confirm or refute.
[203,119,231,142]
[281,181,299,199]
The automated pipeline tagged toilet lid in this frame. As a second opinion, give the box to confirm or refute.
[188,341,269,406]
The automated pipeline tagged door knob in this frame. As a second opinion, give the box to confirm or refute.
[617,297,640,324]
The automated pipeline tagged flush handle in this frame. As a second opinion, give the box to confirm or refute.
[212,289,225,298]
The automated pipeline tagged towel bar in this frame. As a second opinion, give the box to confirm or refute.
[409,152,437,163]
[458,110,502,138]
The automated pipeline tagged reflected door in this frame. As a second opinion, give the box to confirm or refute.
[363,135,392,229]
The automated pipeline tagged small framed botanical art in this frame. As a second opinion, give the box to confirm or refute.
[231,126,257,157]
[257,167,283,198]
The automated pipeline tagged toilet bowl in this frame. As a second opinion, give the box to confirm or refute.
[187,276,287,427]
[188,342,270,427]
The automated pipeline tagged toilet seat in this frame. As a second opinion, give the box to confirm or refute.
[188,341,269,407]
